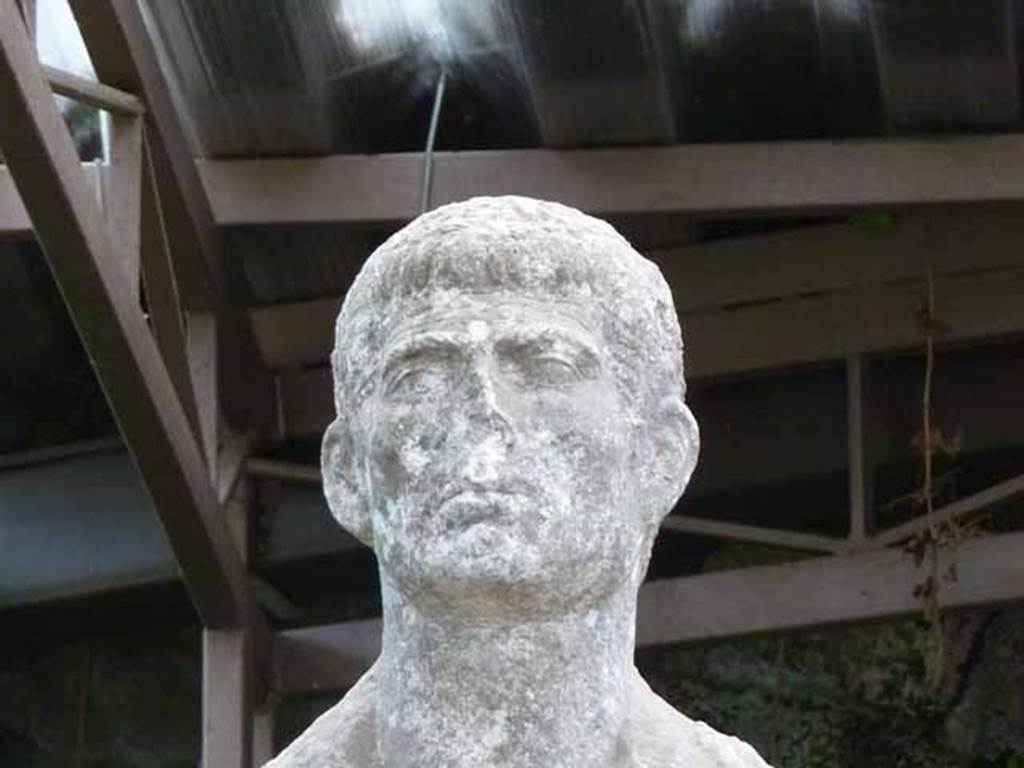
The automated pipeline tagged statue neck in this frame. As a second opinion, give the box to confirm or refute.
[375,576,638,768]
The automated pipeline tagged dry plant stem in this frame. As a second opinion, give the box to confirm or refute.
[921,256,946,690]
[923,264,935,531]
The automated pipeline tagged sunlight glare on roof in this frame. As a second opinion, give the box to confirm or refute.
[332,0,451,62]
[35,0,96,80]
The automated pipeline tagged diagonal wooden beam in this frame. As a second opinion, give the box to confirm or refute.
[872,472,1024,548]
[1,162,100,239]
[67,0,275,438]
[0,1,248,628]
[660,516,845,554]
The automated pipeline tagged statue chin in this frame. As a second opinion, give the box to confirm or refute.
[378,531,635,623]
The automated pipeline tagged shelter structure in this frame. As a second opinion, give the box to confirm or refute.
[2,1,1024,765]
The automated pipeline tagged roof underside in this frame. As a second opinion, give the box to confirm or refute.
[142,0,1024,157]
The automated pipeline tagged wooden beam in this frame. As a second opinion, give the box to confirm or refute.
[139,132,202,443]
[41,64,143,115]
[203,628,253,768]
[200,135,1024,226]
[267,266,1024,438]
[0,162,101,239]
[102,113,142,288]
[0,436,123,472]
[661,516,845,554]
[247,458,321,484]
[249,206,1024,371]
[275,530,1024,695]
[217,431,250,506]
[252,706,275,767]
[186,311,218,474]
[16,0,35,40]
[653,207,1024,315]
[203,476,263,768]
[0,2,248,628]
[68,0,275,437]
[873,473,1024,547]
[638,529,1024,647]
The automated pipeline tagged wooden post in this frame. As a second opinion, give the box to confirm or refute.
[102,113,142,300]
[252,704,276,766]
[187,311,219,477]
[846,354,873,543]
[202,627,252,768]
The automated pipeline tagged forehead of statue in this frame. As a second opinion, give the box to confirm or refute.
[374,292,604,358]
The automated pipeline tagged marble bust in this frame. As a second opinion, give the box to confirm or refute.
[267,197,771,767]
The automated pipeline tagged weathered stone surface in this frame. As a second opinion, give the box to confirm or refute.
[268,196,772,767]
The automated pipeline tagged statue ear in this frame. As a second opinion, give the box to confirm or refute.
[648,397,700,521]
[321,417,374,546]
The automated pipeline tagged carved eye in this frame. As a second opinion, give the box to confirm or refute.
[525,355,581,388]
[386,366,445,398]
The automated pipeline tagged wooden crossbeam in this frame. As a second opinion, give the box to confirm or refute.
[275,530,1024,695]
[637,529,1024,646]
[41,64,143,115]
[0,2,249,628]
[67,0,275,437]
[265,264,1024,439]
[199,135,1024,226]
[248,206,1024,372]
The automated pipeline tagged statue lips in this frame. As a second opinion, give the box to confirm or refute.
[436,484,535,534]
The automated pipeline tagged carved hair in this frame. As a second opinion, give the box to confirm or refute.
[331,196,686,417]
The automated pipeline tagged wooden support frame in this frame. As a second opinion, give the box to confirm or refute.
[67,0,275,437]
[203,477,262,768]
[138,130,202,442]
[0,0,249,628]
[873,472,1024,547]
[0,435,123,471]
[636,528,1024,647]
[1,162,101,239]
[267,264,1024,440]
[103,111,142,287]
[273,529,1024,695]
[661,516,845,554]
[248,203,1024,382]
[203,628,253,768]
[41,64,143,116]
[199,134,1024,226]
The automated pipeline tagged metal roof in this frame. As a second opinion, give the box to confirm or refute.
[141,0,1024,157]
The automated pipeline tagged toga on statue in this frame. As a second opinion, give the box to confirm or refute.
[267,197,772,768]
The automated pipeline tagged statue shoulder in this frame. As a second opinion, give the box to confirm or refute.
[626,670,773,768]
[262,664,379,768]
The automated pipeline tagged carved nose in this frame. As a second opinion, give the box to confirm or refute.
[463,360,515,454]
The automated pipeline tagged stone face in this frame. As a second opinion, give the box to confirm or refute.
[267,197,772,767]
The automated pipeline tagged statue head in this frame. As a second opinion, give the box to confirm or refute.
[323,196,698,620]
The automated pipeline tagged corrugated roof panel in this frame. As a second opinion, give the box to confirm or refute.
[138,0,1024,157]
